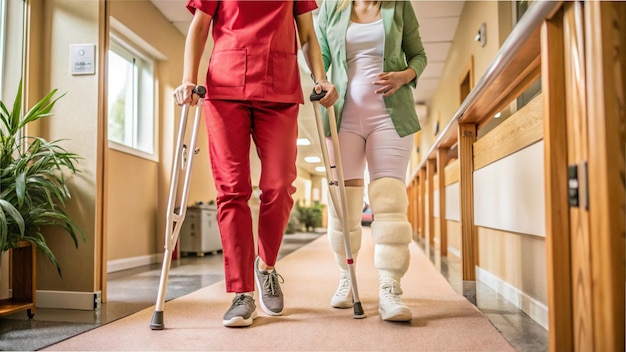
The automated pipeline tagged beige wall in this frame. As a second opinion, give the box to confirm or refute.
[106,151,158,260]
[106,0,190,264]
[413,1,505,173]
[27,0,103,293]
[478,228,547,304]
[293,171,311,206]
[414,1,547,328]
[439,131,548,327]
[20,0,210,300]
[447,220,461,255]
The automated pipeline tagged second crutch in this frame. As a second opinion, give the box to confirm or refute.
[310,91,366,319]
[150,86,206,330]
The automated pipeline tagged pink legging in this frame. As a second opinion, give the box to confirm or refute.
[326,111,413,183]
[205,100,298,293]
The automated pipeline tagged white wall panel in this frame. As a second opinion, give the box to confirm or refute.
[473,141,545,236]
[445,182,460,221]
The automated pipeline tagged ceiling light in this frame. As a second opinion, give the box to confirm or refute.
[304,156,321,163]
[315,166,326,173]
[296,138,311,146]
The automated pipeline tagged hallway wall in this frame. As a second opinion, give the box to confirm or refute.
[410,1,548,329]
[106,0,188,266]
[18,0,216,308]
[23,0,103,309]
[412,1,503,164]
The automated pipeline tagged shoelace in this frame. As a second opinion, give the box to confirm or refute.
[335,278,351,296]
[262,271,284,296]
[233,294,253,306]
[381,281,404,304]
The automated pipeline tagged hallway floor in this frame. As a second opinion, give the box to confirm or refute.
[429,243,549,352]
[0,231,547,351]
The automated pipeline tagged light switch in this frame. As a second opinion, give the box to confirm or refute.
[70,44,96,75]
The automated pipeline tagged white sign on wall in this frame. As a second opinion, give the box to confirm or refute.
[70,43,96,75]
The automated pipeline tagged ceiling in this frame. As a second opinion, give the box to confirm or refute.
[150,0,465,176]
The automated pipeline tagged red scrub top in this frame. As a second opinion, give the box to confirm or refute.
[186,0,318,104]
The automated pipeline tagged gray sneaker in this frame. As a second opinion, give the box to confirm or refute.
[223,294,257,327]
[254,257,284,316]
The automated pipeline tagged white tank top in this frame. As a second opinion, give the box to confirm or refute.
[343,19,388,120]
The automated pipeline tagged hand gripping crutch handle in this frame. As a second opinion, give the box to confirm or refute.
[193,85,207,98]
[310,89,366,319]
[150,85,206,330]
[310,90,326,102]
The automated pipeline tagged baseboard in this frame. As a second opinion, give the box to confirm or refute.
[36,290,101,310]
[107,254,161,273]
[447,246,461,258]
[476,266,548,330]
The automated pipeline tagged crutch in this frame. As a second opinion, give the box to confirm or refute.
[310,91,366,319]
[150,86,206,330]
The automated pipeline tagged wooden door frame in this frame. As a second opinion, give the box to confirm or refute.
[584,1,625,351]
[542,2,625,350]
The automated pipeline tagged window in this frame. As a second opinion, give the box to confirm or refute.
[515,0,530,22]
[514,0,541,110]
[107,36,155,159]
[0,0,6,97]
[0,0,25,104]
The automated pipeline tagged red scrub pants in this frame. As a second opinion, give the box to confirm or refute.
[204,100,299,293]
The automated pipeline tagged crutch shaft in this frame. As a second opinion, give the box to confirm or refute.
[310,93,366,319]
[151,86,206,330]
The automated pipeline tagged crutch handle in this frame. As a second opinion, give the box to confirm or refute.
[193,85,207,98]
[310,89,326,102]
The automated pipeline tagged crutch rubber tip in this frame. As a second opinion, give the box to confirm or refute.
[150,311,164,330]
[352,302,366,319]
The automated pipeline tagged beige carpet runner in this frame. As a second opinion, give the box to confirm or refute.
[45,229,514,351]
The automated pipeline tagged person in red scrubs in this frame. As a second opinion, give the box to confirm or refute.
[173,0,337,328]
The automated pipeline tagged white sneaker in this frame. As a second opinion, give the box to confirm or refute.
[379,281,412,322]
[330,276,353,308]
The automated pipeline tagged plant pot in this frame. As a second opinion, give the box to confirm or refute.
[0,243,36,318]
[0,249,16,301]
[0,250,8,300]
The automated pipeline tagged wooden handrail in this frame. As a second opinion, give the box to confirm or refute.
[412,0,562,178]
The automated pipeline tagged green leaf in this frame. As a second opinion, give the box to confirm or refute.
[0,78,83,278]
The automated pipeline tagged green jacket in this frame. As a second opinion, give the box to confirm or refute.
[315,0,427,137]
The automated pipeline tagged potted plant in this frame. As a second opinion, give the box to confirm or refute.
[293,201,324,233]
[0,80,84,278]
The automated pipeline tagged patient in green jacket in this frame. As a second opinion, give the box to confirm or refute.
[315,0,427,322]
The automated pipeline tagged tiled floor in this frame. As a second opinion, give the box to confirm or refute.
[425,241,549,352]
[0,231,548,351]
